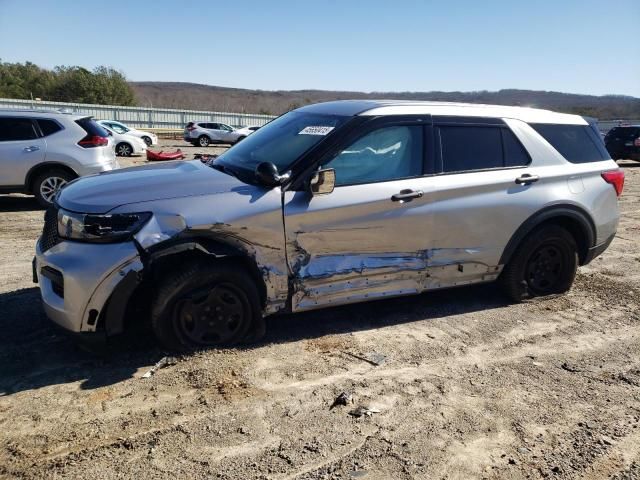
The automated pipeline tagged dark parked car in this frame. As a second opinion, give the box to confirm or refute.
[604,125,640,161]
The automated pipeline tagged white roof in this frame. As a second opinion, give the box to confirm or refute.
[298,100,588,125]
[360,101,587,125]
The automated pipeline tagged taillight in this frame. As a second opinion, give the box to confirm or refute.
[634,138,640,147]
[601,170,625,197]
[78,135,108,148]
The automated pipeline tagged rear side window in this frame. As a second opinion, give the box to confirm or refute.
[0,118,38,141]
[75,117,108,137]
[36,119,63,137]
[531,124,609,163]
[438,125,530,173]
[503,129,530,167]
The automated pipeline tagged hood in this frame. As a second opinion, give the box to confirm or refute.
[57,160,248,214]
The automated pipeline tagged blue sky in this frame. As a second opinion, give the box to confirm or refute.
[0,0,638,96]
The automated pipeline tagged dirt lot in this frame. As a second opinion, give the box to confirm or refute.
[1,141,639,479]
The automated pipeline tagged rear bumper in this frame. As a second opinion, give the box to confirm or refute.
[77,159,120,176]
[583,233,615,265]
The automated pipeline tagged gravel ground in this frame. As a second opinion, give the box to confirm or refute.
[0,140,639,479]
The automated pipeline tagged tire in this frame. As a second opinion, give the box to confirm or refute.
[32,169,75,207]
[116,142,133,157]
[151,260,262,351]
[234,136,246,145]
[500,225,578,302]
[142,136,152,147]
[198,135,210,147]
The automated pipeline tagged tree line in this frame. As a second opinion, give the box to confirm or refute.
[132,82,640,120]
[0,60,135,106]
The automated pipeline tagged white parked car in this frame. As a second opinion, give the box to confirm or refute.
[99,123,148,157]
[98,120,158,146]
[233,125,261,138]
[0,109,118,206]
[183,121,247,147]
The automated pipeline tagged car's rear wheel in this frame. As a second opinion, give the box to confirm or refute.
[198,135,210,147]
[142,136,152,147]
[151,261,261,351]
[500,225,578,301]
[33,169,75,207]
[116,142,133,157]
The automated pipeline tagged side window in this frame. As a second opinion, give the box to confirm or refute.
[210,123,220,130]
[502,129,531,167]
[530,124,609,163]
[0,118,38,141]
[36,119,63,137]
[439,126,503,172]
[323,125,423,186]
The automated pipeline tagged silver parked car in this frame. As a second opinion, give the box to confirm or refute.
[184,121,247,146]
[35,100,622,350]
[0,110,118,206]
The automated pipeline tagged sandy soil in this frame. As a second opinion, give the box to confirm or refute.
[0,141,639,479]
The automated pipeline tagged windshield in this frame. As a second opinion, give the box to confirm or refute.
[111,124,129,134]
[215,111,349,175]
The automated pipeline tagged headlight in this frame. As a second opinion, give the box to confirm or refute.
[57,209,152,243]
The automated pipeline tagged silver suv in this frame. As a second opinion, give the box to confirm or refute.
[0,110,118,206]
[34,100,622,351]
[184,121,246,147]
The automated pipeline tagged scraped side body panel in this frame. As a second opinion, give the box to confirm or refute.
[283,180,503,311]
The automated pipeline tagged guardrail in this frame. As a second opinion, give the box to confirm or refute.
[0,97,276,129]
[0,97,637,133]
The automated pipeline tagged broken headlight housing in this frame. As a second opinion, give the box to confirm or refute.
[57,209,152,243]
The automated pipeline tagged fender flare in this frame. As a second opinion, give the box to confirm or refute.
[103,238,268,337]
[499,204,596,266]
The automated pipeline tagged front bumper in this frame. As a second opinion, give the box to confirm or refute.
[35,239,142,334]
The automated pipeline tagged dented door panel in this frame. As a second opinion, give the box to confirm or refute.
[283,173,502,311]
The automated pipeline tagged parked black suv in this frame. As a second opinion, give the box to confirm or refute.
[604,125,640,161]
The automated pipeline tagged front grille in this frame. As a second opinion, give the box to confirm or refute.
[40,207,61,253]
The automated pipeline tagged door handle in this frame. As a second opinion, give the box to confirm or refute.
[391,189,423,202]
[23,146,40,152]
[515,174,540,185]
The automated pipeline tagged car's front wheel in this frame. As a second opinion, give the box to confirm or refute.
[198,135,210,147]
[33,169,75,207]
[151,261,262,351]
[142,136,152,147]
[501,225,578,301]
[116,142,133,157]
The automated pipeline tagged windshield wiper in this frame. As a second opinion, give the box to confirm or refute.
[210,162,241,180]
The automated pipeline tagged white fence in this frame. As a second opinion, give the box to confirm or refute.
[0,97,636,133]
[0,97,276,129]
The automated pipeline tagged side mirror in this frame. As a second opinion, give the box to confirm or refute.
[255,162,290,188]
[310,168,336,196]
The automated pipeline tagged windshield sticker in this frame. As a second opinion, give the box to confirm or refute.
[298,126,335,136]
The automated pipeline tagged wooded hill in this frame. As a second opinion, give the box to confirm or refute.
[131,81,640,119]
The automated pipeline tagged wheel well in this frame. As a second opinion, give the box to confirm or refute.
[541,217,589,264]
[145,246,268,306]
[500,208,595,267]
[26,164,78,193]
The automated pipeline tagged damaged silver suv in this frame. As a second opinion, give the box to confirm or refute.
[34,100,623,350]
